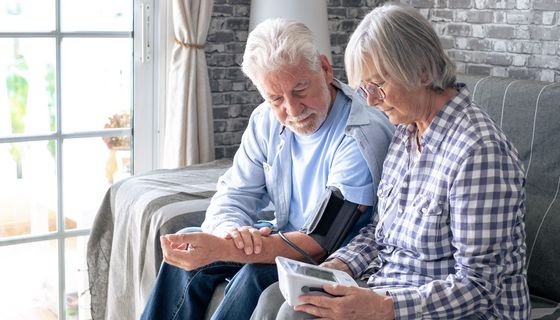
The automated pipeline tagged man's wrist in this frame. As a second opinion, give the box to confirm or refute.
[220,235,242,261]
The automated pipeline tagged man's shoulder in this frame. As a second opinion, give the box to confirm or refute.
[348,101,394,136]
[246,101,281,131]
[333,79,393,128]
[249,101,272,118]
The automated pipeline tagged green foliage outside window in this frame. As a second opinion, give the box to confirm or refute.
[5,43,56,178]
[6,53,28,134]
[46,63,56,158]
[6,52,28,179]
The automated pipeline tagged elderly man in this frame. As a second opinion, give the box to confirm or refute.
[140,18,393,320]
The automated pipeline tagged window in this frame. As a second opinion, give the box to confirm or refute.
[0,0,161,319]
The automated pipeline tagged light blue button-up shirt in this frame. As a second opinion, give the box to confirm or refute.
[201,80,394,236]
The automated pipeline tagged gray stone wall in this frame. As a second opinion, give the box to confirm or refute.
[206,0,560,159]
[418,0,560,82]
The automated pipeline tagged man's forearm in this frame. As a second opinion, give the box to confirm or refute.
[221,232,326,264]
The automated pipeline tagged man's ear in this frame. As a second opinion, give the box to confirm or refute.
[320,54,334,84]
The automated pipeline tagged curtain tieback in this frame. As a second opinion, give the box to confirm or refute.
[175,39,206,49]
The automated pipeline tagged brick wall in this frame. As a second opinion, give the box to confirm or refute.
[206,0,560,159]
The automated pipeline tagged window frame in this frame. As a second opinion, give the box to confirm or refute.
[0,0,163,318]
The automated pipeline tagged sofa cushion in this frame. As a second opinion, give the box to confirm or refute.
[458,75,560,304]
[531,295,560,319]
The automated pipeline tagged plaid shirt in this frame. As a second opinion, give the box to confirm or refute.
[330,84,530,319]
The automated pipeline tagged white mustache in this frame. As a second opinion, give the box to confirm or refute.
[286,108,313,123]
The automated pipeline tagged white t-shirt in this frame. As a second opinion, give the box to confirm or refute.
[287,91,373,230]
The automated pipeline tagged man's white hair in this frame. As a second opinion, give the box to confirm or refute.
[241,18,322,88]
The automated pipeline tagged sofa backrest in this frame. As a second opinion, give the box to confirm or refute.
[457,74,560,302]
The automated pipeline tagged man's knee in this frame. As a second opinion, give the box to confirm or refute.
[229,264,278,292]
[239,263,275,276]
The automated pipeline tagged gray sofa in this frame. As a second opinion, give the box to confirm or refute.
[87,74,560,319]
[458,74,560,319]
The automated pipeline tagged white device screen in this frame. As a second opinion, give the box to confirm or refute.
[297,265,336,281]
[284,258,337,281]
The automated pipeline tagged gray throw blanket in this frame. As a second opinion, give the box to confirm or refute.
[86,159,232,320]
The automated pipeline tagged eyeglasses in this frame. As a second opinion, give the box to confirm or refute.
[357,81,386,101]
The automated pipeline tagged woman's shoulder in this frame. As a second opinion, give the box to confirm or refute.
[448,102,519,159]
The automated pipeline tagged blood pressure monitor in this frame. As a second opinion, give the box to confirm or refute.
[275,256,358,306]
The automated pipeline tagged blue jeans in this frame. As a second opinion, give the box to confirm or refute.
[140,227,279,320]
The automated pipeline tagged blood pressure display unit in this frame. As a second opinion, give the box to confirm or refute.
[275,256,358,306]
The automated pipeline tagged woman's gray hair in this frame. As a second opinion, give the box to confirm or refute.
[242,18,322,87]
[345,3,456,91]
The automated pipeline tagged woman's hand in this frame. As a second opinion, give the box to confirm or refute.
[295,285,395,320]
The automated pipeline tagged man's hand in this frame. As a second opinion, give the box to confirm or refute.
[320,258,353,277]
[224,226,272,255]
[294,285,395,320]
[161,232,227,271]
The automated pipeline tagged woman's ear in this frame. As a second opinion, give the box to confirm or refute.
[419,68,431,86]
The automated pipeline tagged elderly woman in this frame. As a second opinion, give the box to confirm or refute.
[251,3,530,320]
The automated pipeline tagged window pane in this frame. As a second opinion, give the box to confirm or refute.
[0,140,57,238]
[102,134,132,182]
[0,38,57,136]
[61,38,132,132]
[0,0,55,32]
[65,236,91,320]
[63,137,130,230]
[61,0,132,32]
[0,240,59,319]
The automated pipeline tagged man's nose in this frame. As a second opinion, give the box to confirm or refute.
[284,96,303,116]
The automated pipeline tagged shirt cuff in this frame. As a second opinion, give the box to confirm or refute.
[328,249,366,278]
[202,223,237,237]
[388,288,424,320]
[334,183,374,206]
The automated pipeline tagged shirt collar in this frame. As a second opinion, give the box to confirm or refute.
[397,83,471,153]
[332,78,371,126]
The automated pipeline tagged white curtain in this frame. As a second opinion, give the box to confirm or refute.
[162,0,214,168]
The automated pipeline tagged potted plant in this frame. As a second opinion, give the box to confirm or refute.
[103,113,131,183]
